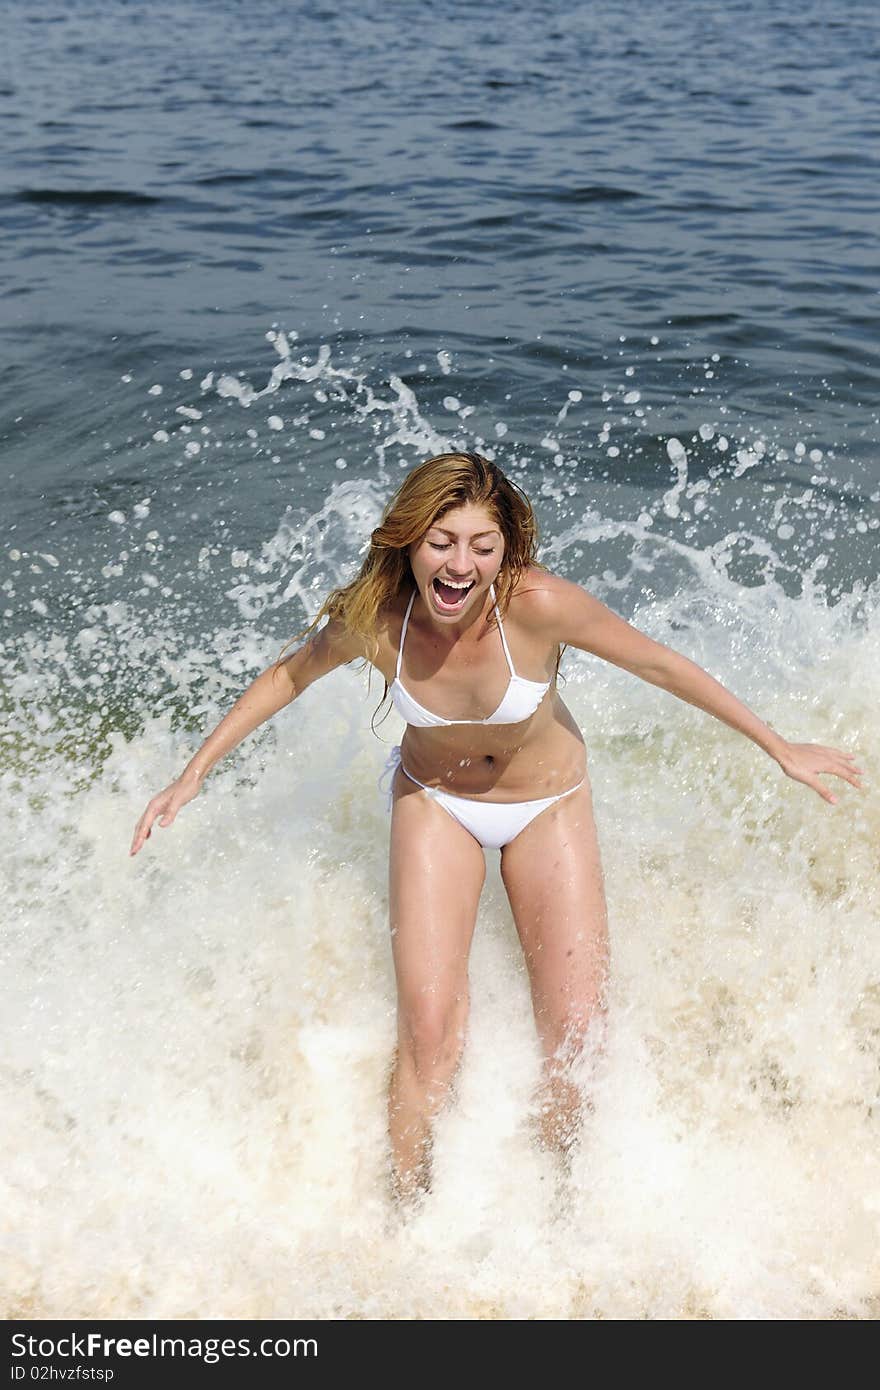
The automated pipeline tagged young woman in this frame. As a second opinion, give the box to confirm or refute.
[130,452,862,1202]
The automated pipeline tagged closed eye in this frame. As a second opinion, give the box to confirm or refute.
[428,542,496,555]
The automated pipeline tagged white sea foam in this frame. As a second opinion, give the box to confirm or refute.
[2,343,878,1320]
[3,567,877,1319]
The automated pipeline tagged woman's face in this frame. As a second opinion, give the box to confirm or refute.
[408,503,505,624]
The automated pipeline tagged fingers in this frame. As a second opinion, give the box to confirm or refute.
[814,746,862,767]
[829,753,864,789]
[783,745,867,806]
[833,749,864,775]
[130,781,197,856]
[803,747,865,799]
[803,773,838,806]
[816,760,866,805]
[130,813,147,856]
[822,759,863,790]
[130,810,156,856]
[130,795,171,856]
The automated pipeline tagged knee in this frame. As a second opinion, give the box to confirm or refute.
[397,991,469,1081]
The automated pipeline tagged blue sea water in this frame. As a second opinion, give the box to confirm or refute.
[2,0,879,1320]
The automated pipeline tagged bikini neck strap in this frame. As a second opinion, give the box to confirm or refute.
[490,583,516,676]
[396,589,418,679]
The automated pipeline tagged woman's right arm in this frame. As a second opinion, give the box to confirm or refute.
[129,621,367,856]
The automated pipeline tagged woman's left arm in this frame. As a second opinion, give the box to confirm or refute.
[535,574,864,806]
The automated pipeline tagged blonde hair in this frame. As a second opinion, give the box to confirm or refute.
[275,453,556,724]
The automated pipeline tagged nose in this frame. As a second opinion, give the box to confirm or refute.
[446,545,473,576]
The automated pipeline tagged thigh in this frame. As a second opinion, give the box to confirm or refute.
[500,776,610,1052]
[389,768,486,1021]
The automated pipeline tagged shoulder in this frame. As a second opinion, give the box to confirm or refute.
[508,567,591,639]
[371,588,413,676]
[510,569,669,675]
[375,588,411,642]
[306,617,370,666]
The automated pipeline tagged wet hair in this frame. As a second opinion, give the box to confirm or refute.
[276,452,551,719]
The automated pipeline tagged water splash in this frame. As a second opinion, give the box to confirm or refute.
[3,332,878,1318]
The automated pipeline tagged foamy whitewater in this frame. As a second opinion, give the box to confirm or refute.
[2,333,878,1320]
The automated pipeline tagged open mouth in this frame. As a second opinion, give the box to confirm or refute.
[432,577,475,611]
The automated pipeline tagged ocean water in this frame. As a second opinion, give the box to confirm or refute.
[2,0,879,1320]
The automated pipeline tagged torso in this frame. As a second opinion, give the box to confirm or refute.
[372,568,586,801]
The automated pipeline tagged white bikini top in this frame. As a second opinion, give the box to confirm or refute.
[391,583,551,728]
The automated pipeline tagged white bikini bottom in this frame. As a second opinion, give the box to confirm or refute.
[380,745,584,851]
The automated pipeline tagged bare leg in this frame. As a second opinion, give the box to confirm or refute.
[387,769,486,1203]
[500,776,610,1159]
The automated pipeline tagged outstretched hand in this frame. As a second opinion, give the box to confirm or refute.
[130,772,202,856]
[775,742,864,805]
